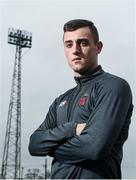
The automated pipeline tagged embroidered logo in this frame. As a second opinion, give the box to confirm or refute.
[78,96,87,106]
[59,100,67,107]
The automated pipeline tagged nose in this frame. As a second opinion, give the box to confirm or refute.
[72,42,80,55]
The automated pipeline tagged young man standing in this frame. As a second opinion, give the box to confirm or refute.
[29,19,133,179]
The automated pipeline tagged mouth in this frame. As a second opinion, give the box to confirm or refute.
[72,57,82,62]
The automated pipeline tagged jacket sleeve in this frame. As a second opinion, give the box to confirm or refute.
[54,79,133,164]
[28,99,76,157]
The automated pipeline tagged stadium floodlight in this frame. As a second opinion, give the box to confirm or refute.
[8,28,32,48]
[1,27,32,179]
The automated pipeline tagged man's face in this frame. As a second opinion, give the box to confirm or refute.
[63,27,102,76]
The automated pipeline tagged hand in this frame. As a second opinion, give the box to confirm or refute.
[76,123,86,136]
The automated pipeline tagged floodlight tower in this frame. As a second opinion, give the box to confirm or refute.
[1,28,32,179]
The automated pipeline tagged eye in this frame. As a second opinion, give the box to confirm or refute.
[65,42,73,48]
[80,40,89,46]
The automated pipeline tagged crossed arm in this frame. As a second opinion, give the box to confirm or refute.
[28,99,86,157]
[29,80,133,163]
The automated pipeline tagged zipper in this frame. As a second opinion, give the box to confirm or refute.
[67,82,82,122]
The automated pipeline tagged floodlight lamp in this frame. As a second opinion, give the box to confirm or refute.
[8,27,32,48]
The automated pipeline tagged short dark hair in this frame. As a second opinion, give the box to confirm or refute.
[63,19,99,43]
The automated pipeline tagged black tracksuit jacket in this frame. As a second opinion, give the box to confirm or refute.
[29,66,133,179]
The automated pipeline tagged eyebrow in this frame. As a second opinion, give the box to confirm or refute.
[64,38,89,44]
[64,40,73,44]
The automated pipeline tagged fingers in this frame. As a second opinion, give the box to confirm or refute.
[76,123,86,136]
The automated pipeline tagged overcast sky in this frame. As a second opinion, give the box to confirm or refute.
[0,0,136,178]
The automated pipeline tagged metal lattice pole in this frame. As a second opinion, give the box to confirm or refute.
[1,28,32,179]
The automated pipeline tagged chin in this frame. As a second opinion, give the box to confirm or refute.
[73,69,84,75]
[74,67,92,76]
[72,65,84,72]
[73,68,82,73]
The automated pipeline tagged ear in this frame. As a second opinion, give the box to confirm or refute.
[96,41,103,54]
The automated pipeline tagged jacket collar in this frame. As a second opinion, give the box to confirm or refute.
[74,65,104,86]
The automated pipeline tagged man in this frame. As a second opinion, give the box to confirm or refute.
[29,19,133,179]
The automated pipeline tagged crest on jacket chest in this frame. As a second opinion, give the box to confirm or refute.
[78,94,88,107]
[78,96,87,107]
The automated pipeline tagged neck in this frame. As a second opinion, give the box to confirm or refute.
[74,65,99,77]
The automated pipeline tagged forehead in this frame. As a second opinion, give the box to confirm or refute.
[63,27,93,42]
